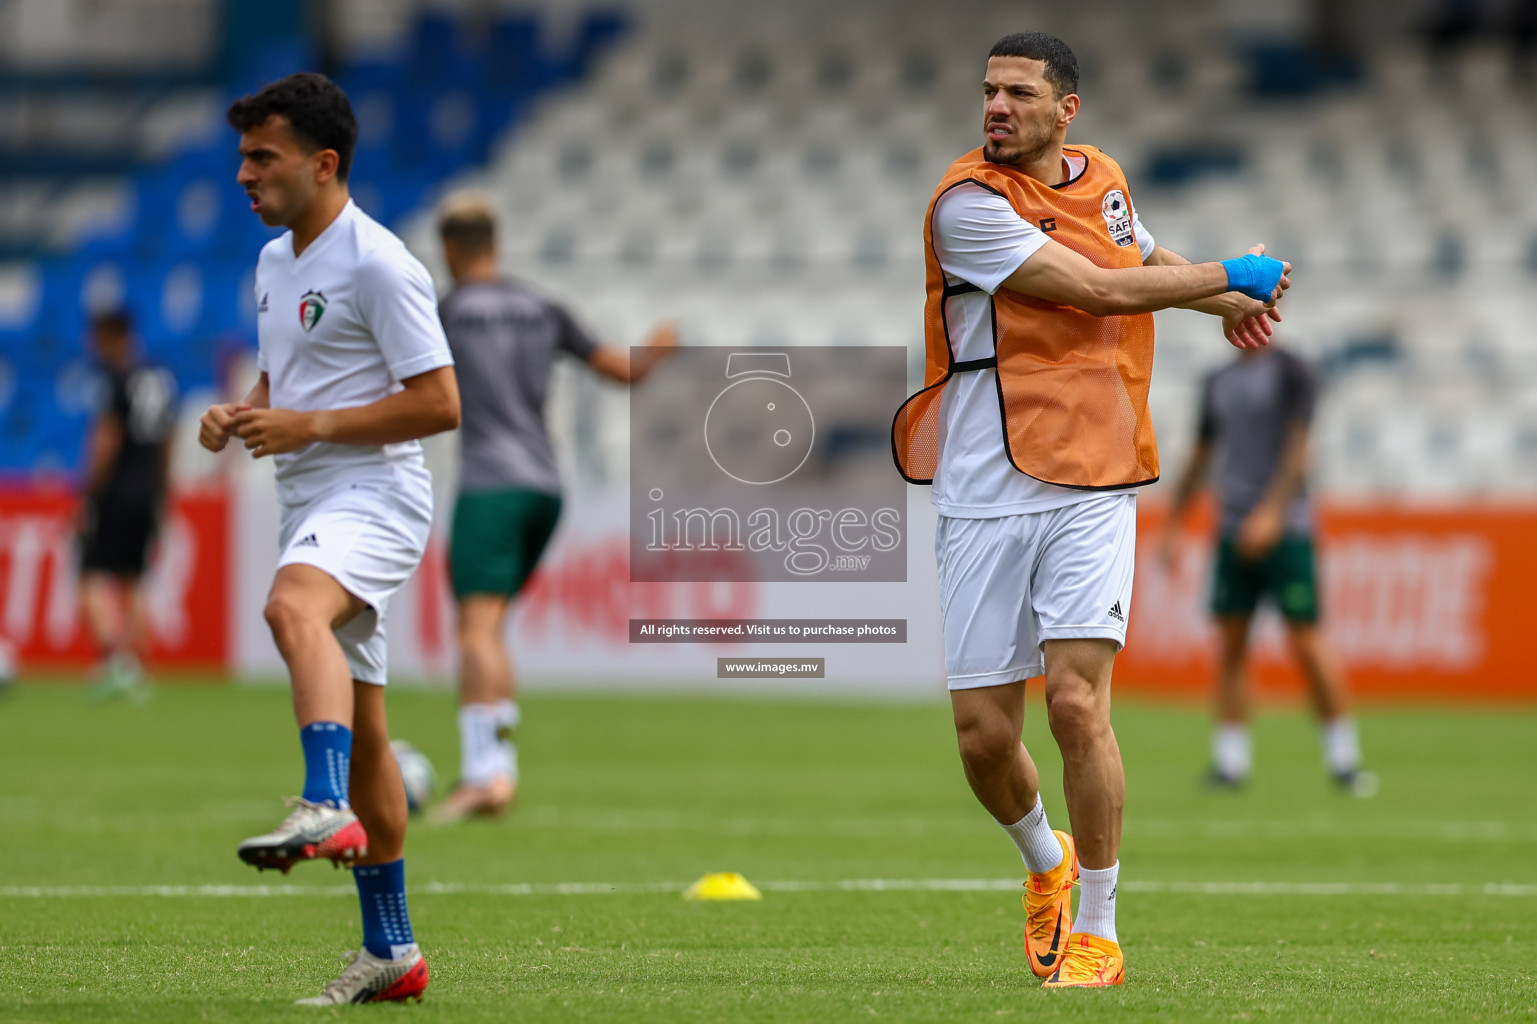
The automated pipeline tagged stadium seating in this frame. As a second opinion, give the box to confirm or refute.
[385,0,1537,500]
[5,0,1535,501]
[0,6,629,475]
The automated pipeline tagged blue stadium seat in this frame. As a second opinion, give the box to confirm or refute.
[197,262,255,338]
[0,380,45,471]
[128,171,185,258]
[350,161,434,227]
[38,261,94,347]
[35,400,87,472]
[50,360,99,423]
[348,88,398,169]
[393,92,487,175]
[408,11,483,89]
[568,10,630,76]
[486,14,550,95]
[13,307,74,377]
[336,57,402,96]
[70,233,136,266]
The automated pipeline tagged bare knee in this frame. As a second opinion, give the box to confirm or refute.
[457,598,508,651]
[456,618,499,659]
[1287,624,1323,669]
[954,713,1019,779]
[264,592,321,654]
[1217,617,1251,670]
[1046,681,1105,754]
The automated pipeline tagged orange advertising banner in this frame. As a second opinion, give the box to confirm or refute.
[1126,503,1537,701]
[0,485,229,671]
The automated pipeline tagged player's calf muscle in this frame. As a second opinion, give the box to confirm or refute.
[349,693,406,863]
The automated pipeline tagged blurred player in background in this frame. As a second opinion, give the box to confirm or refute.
[893,32,1288,987]
[1159,343,1374,796]
[77,309,177,702]
[431,191,675,823]
[199,73,458,1005]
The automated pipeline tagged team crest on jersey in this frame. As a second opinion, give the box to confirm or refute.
[298,290,327,331]
[1101,190,1135,247]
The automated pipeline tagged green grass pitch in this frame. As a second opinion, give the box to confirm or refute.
[1,683,1534,1022]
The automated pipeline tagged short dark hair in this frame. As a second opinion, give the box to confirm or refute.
[226,72,360,180]
[988,32,1080,98]
[91,309,133,338]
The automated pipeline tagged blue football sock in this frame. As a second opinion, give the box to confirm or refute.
[299,722,352,808]
[355,860,415,959]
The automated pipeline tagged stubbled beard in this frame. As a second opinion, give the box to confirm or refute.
[983,140,1022,164]
[983,120,1052,166]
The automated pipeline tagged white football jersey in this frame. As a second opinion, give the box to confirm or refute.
[254,200,453,508]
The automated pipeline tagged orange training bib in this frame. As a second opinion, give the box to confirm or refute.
[892,145,1159,491]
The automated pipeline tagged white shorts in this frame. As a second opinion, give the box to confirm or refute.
[276,470,433,685]
[936,493,1137,690]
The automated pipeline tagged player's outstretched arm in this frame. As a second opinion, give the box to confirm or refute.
[1000,240,1289,319]
[587,321,679,384]
[232,366,460,458]
[1147,243,1282,350]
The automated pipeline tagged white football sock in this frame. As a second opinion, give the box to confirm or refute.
[1001,799,1065,875]
[1075,862,1119,943]
[458,704,505,786]
[1213,722,1252,780]
[493,699,520,782]
[1321,716,1360,775]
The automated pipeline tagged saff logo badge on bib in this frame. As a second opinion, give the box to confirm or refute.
[298,290,327,331]
[1101,190,1135,247]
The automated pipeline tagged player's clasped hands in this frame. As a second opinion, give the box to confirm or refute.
[1221,242,1291,352]
[1222,242,1291,304]
[198,402,248,453]
[199,403,317,458]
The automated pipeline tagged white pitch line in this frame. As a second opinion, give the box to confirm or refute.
[1,879,1534,899]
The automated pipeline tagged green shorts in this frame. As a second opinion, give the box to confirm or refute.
[448,489,563,600]
[1210,534,1319,623]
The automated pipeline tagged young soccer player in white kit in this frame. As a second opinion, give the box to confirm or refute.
[198,73,460,1005]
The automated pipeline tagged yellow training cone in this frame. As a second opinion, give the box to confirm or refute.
[683,872,762,901]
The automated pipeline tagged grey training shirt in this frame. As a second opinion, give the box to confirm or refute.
[1197,347,1317,537]
[440,279,600,494]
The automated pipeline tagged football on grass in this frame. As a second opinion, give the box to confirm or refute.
[390,740,436,814]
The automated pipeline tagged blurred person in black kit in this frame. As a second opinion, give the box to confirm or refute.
[77,310,178,700]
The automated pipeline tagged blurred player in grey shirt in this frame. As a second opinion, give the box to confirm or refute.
[432,191,675,822]
[1160,343,1374,796]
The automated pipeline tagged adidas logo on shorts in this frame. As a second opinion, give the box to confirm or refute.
[295,533,319,548]
[1107,600,1125,623]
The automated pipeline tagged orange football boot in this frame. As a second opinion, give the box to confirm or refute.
[1043,932,1125,988]
[1023,829,1078,978]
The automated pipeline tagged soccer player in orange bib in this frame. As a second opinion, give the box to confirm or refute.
[893,33,1290,987]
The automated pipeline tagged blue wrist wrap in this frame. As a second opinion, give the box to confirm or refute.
[1220,254,1285,301]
